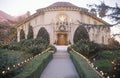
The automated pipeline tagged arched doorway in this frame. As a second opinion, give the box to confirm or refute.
[57,32,68,45]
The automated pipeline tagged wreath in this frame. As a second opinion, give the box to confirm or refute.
[59,25,66,31]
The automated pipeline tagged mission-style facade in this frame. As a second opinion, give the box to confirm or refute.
[16,2,111,45]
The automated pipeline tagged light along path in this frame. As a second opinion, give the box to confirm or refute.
[40,46,79,78]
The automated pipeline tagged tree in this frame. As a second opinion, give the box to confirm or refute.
[88,1,120,42]
[27,25,33,39]
[0,24,10,41]
[89,8,97,15]
[73,25,89,43]
[108,37,120,46]
[7,27,17,43]
[0,25,16,47]
[36,27,50,44]
[20,29,25,40]
[88,1,120,23]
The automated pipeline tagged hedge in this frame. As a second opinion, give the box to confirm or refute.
[13,51,53,78]
[69,51,101,78]
[0,49,32,77]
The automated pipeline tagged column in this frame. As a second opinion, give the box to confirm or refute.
[17,29,20,42]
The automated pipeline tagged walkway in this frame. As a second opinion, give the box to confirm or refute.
[40,46,79,78]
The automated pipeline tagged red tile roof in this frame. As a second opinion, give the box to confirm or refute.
[47,2,79,8]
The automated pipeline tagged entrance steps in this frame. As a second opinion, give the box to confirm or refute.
[53,52,69,58]
[54,45,69,58]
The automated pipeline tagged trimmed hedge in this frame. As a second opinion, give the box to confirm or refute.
[71,40,100,58]
[13,52,53,78]
[7,39,48,56]
[69,51,101,78]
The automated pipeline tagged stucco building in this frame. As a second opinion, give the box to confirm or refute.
[16,2,111,45]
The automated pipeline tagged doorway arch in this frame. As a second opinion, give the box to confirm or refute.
[57,32,68,45]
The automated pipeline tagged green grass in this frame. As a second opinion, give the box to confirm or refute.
[93,50,120,73]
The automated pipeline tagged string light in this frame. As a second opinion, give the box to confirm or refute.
[107,76,110,78]
[21,61,24,64]
[112,61,114,64]
[27,59,30,62]
[95,67,98,70]
[7,67,10,70]
[91,63,94,67]
[2,71,5,74]
[18,63,20,66]
[113,75,115,78]
[101,72,104,76]
[13,65,16,67]
[70,47,104,78]
[114,67,116,70]
[1,47,52,75]
[25,60,27,63]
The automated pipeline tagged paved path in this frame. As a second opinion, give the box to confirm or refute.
[40,46,79,78]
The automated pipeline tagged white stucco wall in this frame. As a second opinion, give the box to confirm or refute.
[16,9,111,45]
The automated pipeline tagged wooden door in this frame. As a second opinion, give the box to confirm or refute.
[57,34,67,45]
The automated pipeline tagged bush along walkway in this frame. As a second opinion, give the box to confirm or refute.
[69,47,103,78]
[13,48,53,78]
[40,46,79,78]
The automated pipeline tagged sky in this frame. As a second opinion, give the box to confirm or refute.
[0,0,120,16]
[0,0,120,41]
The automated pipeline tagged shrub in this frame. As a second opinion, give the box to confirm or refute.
[49,45,57,52]
[27,25,33,39]
[112,58,120,78]
[13,52,53,78]
[73,25,89,43]
[26,45,45,55]
[8,42,21,50]
[99,44,120,51]
[20,29,25,41]
[72,40,100,58]
[0,49,31,78]
[36,27,50,44]
[107,38,120,50]
[7,39,49,56]
[69,51,101,78]
[108,38,120,46]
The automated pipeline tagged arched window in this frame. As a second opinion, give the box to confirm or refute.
[20,29,25,41]
[73,25,89,43]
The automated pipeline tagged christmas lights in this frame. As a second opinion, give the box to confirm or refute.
[70,47,105,78]
[1,47,52,75]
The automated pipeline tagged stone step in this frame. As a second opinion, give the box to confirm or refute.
[53,54,69,58]
[53,53,70,58]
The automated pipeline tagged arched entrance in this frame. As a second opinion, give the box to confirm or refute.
[57,32,68,45]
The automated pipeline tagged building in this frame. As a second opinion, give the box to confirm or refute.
[16,2,111,45]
